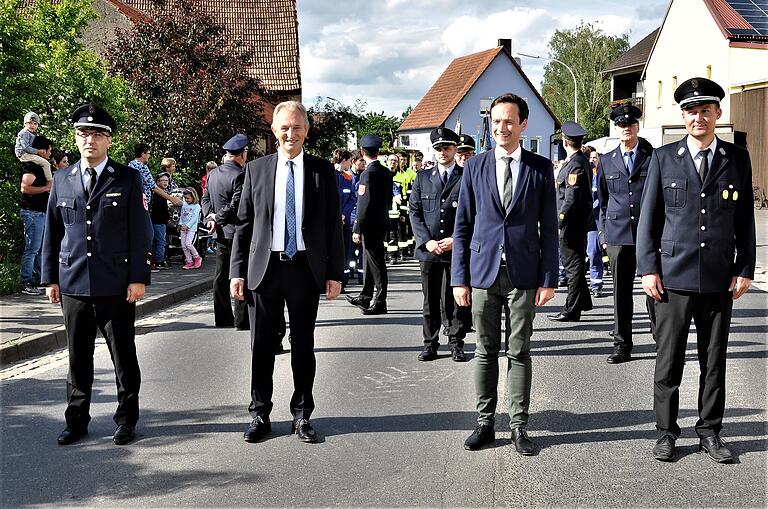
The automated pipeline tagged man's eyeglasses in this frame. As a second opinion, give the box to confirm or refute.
[76,130,111,140]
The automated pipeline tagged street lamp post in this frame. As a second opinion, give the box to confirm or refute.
[517,52,578,123]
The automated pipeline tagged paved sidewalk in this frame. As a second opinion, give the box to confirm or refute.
[0,255,215,365]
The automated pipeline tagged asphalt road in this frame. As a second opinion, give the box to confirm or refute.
[1,262,766,507]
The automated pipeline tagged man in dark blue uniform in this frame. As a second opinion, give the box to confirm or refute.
[42,104,151,446]
[333,148,357,288]
[409,127,471,362]
[455,133,476,166]
[347,135,393,315]
[637,78,755,463]
[549,121,593,322]
[596,104,654,363]
[201,134,249,330]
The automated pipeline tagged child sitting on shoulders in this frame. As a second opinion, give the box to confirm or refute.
[178,187,202,269]
[15,112,52,181]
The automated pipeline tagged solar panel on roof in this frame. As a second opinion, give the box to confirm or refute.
[725,0,768,36]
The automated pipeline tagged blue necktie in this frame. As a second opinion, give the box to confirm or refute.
[284,160,297,258]
[624,151,635,174]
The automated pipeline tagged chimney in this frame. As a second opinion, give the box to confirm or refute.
[498,38,512,55]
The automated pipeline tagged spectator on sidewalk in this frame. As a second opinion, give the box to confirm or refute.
[15,111,52,181]
[149,172,172,272]
[179,188,202,269]
[161,157,179,192]
[51,149,70,171]
[19,135,53,295]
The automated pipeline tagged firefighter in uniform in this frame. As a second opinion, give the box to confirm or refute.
[596,104,654,363]
[386,153,403,262]
[42,104,151,446]
[409,127,471,362]
[455,134,476,166]
[549,121,593,321]
[347,135,393,315]
[637,78,755,464]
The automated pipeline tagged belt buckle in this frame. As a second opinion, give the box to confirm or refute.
[278,252,291,262]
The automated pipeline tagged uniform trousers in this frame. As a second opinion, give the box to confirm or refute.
[653,289,733,438]
[360,231,387,304]
[214,238,248,329]
[559,229,593,316]
[420,261,470,348]
[61,294,140,429]
[606,244,637,351]
[342,224,354,286]
[246,252,319,420]
[471,268,536,427]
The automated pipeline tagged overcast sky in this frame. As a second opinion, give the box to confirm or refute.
[297,0,668,116]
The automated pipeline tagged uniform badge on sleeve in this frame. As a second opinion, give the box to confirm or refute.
[358,184,366,196]
[567,173,578,186]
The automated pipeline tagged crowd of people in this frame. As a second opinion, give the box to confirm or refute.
[21,76,756,465]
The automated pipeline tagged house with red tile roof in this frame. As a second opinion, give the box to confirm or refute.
[398,40,560,161]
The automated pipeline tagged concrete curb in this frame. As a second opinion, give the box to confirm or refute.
[0,276,213,366]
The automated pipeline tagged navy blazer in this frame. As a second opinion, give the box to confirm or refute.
[230,152,344,291]
[41,158,151,296]
[451,149,559,290]
[201,160,245,240]
[409,164,463,263]
[556,151,593,235]
[596,138,653,246]
[353,160,393,235]
[636,136,756,293]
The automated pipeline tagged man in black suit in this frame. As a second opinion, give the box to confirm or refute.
[596,105,654,363]
[549,121,593,322]
[42,104,151,446]
[409,127,471,362]
[201,134,249,330]
[346,135,393,315]
[230,101,344,444]
[637,77,755,463]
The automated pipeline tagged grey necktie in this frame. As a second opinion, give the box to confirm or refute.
[85,167,96,199]
[502,156,513,209]
[698,149,710,183]
[624,151,635,174]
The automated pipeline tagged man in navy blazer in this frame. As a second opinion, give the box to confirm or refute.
[42,104,151,446]
[452,94,558,455]
[230,101,344,444]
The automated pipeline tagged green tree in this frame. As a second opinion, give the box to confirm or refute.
[105,0,269,183]
[305,97,365,158]
[354,111,403,152]
[540,22,629,140]
[0,0,132,293]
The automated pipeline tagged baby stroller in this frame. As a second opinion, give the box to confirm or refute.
[164,188,212,264]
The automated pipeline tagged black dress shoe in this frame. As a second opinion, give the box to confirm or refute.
[558,278,568,288]
[653,433,677,461]
[243,416,271,443]
[418,345,438,361]
[464,423,495,450]
[292,418,318,443]
[346,294,371,310]
[511,427,536,455]
[700,435,733,463]
[362,302,387,315]
[451,346,467,362]
[606,350,631,364]
[591,289,603,298]
[113,424,136,445]
[547,312,580,322]
[57,426,87,445]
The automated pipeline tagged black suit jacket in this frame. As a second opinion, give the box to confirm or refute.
[636,136,755,293]
[230,152,345,291]
[556,151,593,236]
[353,160,393,236]
[201,160,245,240]
[409,164,463,263]
[41,158,151,296]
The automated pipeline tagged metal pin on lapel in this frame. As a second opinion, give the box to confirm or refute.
[677,147,686,156]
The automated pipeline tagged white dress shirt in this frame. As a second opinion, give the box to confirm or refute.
[494,144,522,203]
[271,150,306,251]
[80,157,108,192]
[687,136,717,172]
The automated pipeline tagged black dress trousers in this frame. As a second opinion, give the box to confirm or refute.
[653,289,733,438]
[360,231,387,304]
[214,238,249,329]
[606,244,637,351]
[247,253,320,420]
[420,260,470,347]
[559,229,592,317]
[61,294,141,428]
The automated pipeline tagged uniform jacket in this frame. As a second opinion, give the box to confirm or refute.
[336,170,357,224]
[41,158,151,296]
[597,138,653,245]
[451,148,559,290]
[201,160,245,240]
[636,136,756,293]
[353,160,393,236]
[409,164,463,263]
[230,152,344,291]
[556,151,593,236]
